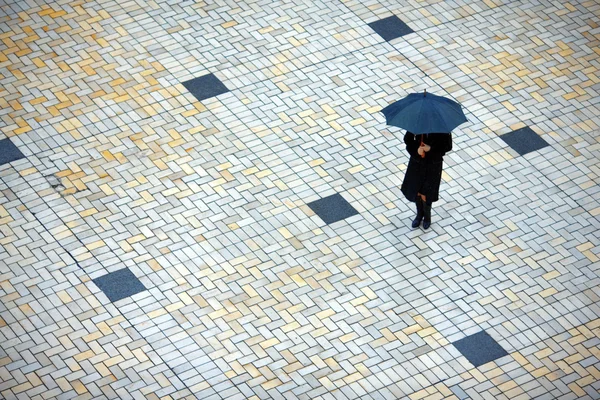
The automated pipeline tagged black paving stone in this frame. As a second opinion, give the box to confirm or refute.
[368,16,414,41]
[0,138,25,166]
[500,126,550,156]
[307,193,359,225]
[93,268,147,302]
[181,73,229,101]
[452,331,509,368]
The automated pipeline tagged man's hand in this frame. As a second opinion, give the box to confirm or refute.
[418,147,425,157]
[421,143,431,152]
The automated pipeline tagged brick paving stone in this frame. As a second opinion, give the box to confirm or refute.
[92,268,147,303]
[368,16,414,42]
[499,127,551,156]
[0,138,26,166]
[181,73,230,102]
[452,330,509,368]
[307,193,360,225]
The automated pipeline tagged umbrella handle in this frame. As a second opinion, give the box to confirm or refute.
[420,135,425,158]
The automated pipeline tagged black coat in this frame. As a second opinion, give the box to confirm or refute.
[401,132,452,203]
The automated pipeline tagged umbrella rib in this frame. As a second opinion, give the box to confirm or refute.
[429,98,467,132]
[431,105,449,133]
[415,97,427,134]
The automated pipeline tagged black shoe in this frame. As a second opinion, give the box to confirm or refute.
[423,203,431,229]
[411,199,424,228]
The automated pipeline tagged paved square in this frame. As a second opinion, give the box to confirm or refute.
[0,138,25,166]
[500,126,551,156]
[0,0,599,399]
[93,268,147,302]
[182,73,230,102]
[307,193,360,224]
[452,330,509,368]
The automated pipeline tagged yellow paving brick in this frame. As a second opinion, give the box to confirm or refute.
[539,288,558,297]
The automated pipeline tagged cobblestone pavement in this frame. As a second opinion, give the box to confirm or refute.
[1,0,599,399]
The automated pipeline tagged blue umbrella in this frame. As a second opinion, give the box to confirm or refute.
[381,90,467,134]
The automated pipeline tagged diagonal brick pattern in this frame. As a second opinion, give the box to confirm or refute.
[0,160,196,399]
[1,0,599,399]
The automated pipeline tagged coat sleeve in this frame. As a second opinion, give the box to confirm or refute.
[404,132,419,157]
[427,134,452,157]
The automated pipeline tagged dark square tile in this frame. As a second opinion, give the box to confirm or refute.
[0,138,26,166]
[452,331,509,368]
[93,268,146,302]
[181,73,229,101]
[499,126,549,156]
[307,193,359,225]
[368,16,414,41]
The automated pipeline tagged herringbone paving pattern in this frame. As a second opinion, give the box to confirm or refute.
[1,0,599,399]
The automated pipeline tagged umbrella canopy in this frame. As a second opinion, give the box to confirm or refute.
[381,91,467,134]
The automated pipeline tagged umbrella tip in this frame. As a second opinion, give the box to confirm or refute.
[424,89,426,97]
